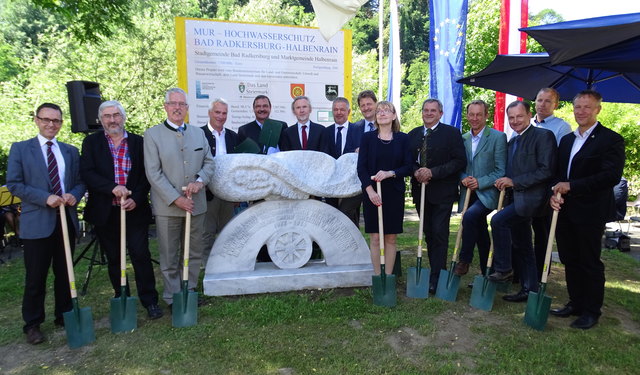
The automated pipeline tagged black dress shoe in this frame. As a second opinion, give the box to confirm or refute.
[550,303,581,318]
[429,285,436,295]
[488,270,513,283]
[146,304,164,320]
[26,326,45,345]
[502,289,529,302]
[570,314,599,330]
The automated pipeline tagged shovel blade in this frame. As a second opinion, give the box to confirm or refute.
[524,287,552,331]
[469,275,497,311]
[372,273,397,307]
[63,301,95,349]
[406,266,430,299]
[435,270,461,302]
[172,289,199,328]
[109,295,138,333]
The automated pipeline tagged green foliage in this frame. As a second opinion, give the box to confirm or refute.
[0,41,20,81]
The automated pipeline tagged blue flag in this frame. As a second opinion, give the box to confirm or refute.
[428,0,468,129]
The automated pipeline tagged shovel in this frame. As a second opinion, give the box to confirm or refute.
[469,190,505,311]
[60,204,96,348]
[110,195,138,333]
[435,190,471,302]
[371,180,396,307]
[524,193,560,331]
[172,189,198,327]
[407,182,429,298]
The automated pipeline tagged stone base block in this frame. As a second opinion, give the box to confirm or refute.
[204,261,374,296]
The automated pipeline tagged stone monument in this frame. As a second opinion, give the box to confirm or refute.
[203,151,373,296]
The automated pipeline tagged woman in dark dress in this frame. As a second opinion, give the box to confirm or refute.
[357,101,413,275]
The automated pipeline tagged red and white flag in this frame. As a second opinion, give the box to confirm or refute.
[494,0,528,137]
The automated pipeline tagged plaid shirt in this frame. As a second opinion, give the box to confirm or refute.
[105,131,131,205]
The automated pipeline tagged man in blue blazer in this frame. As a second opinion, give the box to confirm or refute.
[454,100,507,277]
[407,98,467,293]
[281,96,325,151]
[7,103,85,345]
[352,90,377,134]
[490,101,557,302]
[322,97,364,227]
[80,100,162,320]
[550,90,625,329]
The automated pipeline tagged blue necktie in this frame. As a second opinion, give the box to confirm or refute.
[506,135,520,177]
[336,126,344,156]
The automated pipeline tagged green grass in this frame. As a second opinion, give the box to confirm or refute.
[0,207,638,374]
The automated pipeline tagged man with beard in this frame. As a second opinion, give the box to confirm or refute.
[281,96,325,151]
[80,100,162,320]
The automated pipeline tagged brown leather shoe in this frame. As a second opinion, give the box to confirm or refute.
[26,326,45,345]
[453,262,469,276]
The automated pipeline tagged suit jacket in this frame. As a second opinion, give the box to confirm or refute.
[322,122,364,158]
[80,131,151,227]
[555,122,625,224]
[357,131,413,194]
[200,125,239,156]
[407,123,467,203]
[237,119,288,151]
[508,126,557,217]
[7,137,85,239]
[280,121,325,151]
[460,127,507,210]
[143,121,215,217]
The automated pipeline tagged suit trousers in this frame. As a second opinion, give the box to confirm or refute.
[155,214,206,304]
[491,203,538,292]
[556,219,605,317]
[532,213,551,279]
[413,194,454,286]
[202,196,235,263]
[94,206,158,308]
[21,214,74,332]
[459,194,492,274]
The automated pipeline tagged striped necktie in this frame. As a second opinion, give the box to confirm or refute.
[46,141,62,196]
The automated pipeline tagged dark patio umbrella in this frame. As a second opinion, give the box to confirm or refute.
[521,13,640,73]
[457,53,640,103]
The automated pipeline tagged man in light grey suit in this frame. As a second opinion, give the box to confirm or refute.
[454,100,507,277]
[144,88,215,307]
[7,103,85,345]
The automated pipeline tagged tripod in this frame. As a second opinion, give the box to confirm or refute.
[73,227,107,296]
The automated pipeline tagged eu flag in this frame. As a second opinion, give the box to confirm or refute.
[428,0,468,129]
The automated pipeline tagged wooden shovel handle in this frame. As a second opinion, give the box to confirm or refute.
[181,187,191,282]
[486,190,506,269]
[417,182,426,257]
[541,193,561,284]
[452,189,472,262]
[376,180,385,262]
[120,196,127,287]
[59,205,77,299]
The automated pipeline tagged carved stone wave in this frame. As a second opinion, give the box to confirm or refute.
[209,150,361,201]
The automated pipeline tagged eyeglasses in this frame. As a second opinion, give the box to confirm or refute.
[376,109,394,114]
[101,113,123,120]
[36,116,62,126]
[166,101,188,107]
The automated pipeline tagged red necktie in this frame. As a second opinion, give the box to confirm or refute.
[46,141,62,196]
[301,125,308,150]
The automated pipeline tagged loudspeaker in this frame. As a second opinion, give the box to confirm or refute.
[66,81,102,133]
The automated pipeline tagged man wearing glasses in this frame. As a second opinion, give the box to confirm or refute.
[80,100,162,320]
[7,103,85,344]
[144,88,215,308]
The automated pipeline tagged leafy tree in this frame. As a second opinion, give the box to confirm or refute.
[0,42,20,81]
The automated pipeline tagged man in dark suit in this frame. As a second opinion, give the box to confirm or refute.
[454,100,507,277]
[322,97,364,227]
[353,90,377,133]
[407,98,467,293]
[489,101,557,302]
[281,96,325,151]
[201,98,239,258]
[7,103,85,344]
[550,90,625,329]
[80,100,162,320]
[237,95,287,154]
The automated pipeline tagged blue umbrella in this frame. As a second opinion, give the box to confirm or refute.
[457,53,640,103]
[521,13,640,73]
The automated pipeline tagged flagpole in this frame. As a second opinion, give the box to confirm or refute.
[378,0,384,100]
